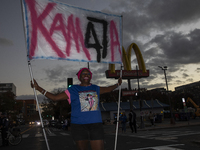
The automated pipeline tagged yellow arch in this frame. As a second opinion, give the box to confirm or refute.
[109,43,146,73]
[127,43,146,72]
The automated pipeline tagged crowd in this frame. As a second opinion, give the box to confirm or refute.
[116,110,137,134]
[116,110,159,133]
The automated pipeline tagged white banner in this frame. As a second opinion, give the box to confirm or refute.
[22,0,122,64]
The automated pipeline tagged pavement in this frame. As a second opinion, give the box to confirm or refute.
[137,118,200,131]
[103,117,200,144]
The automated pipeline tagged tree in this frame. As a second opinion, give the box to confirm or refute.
[41,89,71,120]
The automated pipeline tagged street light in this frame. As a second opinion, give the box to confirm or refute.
[158,66,175,124]
[136,65,144,128]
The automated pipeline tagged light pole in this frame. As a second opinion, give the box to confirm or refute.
[158,66,175,124]
[127,79,133,110]
[136,65,144,128]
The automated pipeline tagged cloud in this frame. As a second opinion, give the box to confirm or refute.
[142,82,165,90]
[16,94,45,103]
[0,38,13,46]
[186,78,193,82]
[147,29,200,65]
[102,0,200,91]
[102,0,200,86]
[174,80,184,86]
[105,0,200,41]
[145,0,200,27]
[43,65,73,85]
[182,73,189,78]
[196,68,200,73]
[16,94,35,100]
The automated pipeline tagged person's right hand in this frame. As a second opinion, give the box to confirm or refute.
[30,79,39,90]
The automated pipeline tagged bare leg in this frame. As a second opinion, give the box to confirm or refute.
[90,140,104,150]
[75,140,89,150]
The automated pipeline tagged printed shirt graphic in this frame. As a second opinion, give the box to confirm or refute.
[66,84,102,124]
[79,91,99,112]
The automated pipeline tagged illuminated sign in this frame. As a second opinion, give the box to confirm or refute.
[105,70,149,79]
[122,91,137,96]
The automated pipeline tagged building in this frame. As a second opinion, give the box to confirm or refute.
[99,100,169,124]
[0,83,16,95]
[175,81,200,101]
[149,88,166,93]
[16,99,39,123]
[148,87,173,94]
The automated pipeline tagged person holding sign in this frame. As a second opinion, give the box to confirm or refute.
[31,67,122,150]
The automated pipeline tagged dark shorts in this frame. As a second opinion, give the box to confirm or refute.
[71,123,104,141]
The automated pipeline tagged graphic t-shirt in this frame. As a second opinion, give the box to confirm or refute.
[65,84,102,124]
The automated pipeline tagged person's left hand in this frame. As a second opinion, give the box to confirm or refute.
[118,77,122,86]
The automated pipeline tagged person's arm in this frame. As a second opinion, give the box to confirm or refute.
[31,79,69,101]
[100,78,122,95]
